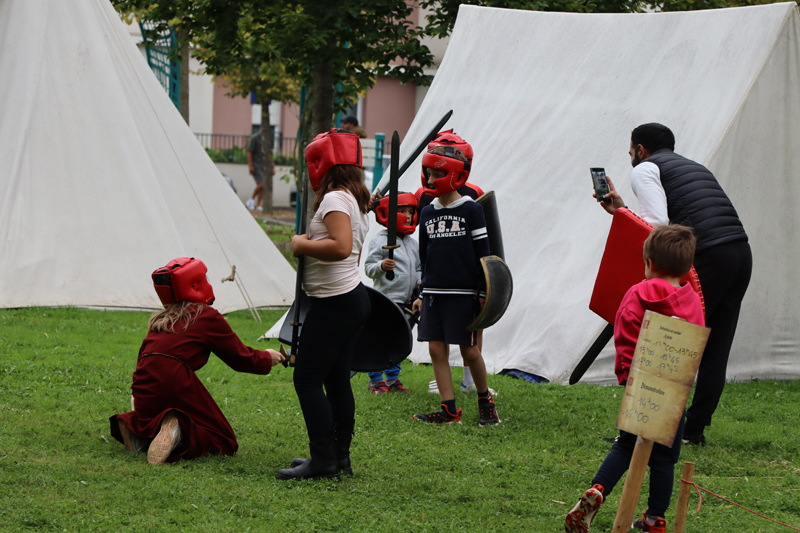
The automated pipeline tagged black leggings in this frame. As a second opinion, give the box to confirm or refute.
[686,241,752,434]
[293,284,370,436]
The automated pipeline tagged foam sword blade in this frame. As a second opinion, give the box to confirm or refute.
[384,131,401,281]
[374,109,453,197]
[287,167,311,367]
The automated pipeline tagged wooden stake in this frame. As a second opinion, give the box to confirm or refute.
[612,436,655,532]
[673,461,696,533]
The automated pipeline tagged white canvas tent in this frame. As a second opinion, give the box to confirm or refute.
[0,0,295,313]
[367,2,800,384]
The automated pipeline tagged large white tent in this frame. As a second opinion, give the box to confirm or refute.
[369,2,800,384]
[0,0,295,313]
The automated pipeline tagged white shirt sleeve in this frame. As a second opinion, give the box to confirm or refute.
[629,162,669,227]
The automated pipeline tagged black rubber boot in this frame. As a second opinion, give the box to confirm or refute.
[335,421,355,476]
[276,431,340,481]
[288,422,354,475]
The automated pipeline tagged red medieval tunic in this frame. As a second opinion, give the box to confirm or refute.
[109,305,273,462]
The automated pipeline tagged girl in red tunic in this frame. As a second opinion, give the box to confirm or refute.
[110,258,283,464]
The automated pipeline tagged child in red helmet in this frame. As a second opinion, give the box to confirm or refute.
[110,257,284,464]
[363,192,422,394]
[412,146,499,426]
[415,130,491,397]
[278,128,372,481]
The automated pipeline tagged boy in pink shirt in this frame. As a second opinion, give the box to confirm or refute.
[565,224,704,533]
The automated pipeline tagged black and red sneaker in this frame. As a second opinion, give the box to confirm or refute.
[387,379,410,394]
[413,403,462,424]
[631,512,667,533]
[478,393,501,426]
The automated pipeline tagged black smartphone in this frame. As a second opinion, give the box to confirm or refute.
[591,167,610,202]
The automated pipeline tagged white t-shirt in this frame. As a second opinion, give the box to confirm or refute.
[629,161,669,227]
[303,190,369,297]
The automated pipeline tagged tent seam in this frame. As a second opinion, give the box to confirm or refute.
[98,1,255,311]
[705,5,793,164]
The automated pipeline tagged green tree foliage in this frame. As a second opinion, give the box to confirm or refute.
[113,1,435,138]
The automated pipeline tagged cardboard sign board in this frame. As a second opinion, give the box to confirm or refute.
[617,311,710,447]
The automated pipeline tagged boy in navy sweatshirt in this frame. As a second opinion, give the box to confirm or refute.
[411,146,499,426]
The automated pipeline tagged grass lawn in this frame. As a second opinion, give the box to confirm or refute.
[1,307,798,532]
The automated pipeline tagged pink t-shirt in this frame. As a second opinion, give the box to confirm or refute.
[303,190,369,297]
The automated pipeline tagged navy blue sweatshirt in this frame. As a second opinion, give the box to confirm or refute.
[419,196,490,296]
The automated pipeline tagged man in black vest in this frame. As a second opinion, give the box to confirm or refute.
[599,123,752,446]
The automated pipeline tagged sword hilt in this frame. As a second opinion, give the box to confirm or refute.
[279,344,296,368]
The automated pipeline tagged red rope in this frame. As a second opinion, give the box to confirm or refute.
[680,478,800,531]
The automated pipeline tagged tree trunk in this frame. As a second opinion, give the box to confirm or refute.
[261,97,274,214]
[310,40,335,136]
[178,32,190,125]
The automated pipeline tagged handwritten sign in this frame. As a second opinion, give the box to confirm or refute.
[617,310,710,447]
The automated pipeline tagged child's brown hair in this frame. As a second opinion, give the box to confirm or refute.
[312,164,371,214]
[148,301,203,333]
[643,224,696,277]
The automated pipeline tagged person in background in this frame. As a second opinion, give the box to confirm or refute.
[341,115,367,139]
[598,123,751,446]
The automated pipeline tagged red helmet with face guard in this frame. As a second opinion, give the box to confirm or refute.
[152,257,215,306]
[427,129,473,163]
[304,129,362,193]
[374,192,418,235]
[420,146,471,197]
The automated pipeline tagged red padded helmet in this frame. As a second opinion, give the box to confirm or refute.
[374,192,418,235]
[427,129,473,163]
[420,146,471,197]
[304,129,362,192]
[152,257,215,306]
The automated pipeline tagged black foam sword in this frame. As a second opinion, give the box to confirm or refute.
[375,110,453,197]
[384,131,401,281]
[283,165,311,367]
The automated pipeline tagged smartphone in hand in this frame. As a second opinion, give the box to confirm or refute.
[591,167,610,202]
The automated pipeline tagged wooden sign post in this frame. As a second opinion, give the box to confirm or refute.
[611,311,710,532]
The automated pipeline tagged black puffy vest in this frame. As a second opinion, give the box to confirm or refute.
[645,149,748,252]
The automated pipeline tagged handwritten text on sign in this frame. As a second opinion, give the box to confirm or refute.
[617,311,710,447]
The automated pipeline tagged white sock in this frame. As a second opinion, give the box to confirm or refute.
[463,366,474,386]
[645,515,658,526]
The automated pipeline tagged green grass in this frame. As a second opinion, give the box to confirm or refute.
[1,307,799,532]
[257,220,297,270]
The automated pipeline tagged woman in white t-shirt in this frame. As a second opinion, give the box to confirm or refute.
[276,130,371,481]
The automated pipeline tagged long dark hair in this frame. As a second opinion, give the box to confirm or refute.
[312,164,371,214]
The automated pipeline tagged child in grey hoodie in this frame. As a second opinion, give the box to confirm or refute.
[363,193,421,394]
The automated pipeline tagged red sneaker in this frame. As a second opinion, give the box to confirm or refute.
[368,381,390,395]
[632,512,667,533]
[564,485,604,532]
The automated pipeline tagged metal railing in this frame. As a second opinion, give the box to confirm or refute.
[194,133,250,151]
[194,132,298,158]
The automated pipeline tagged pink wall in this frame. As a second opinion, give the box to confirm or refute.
[212,80,252,135]
[362,76,417,141]
[280,103,301,140]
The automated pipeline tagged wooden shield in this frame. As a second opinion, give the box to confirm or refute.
[467,256,513,331]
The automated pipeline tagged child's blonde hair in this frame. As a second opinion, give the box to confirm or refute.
[148,301,203,333]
